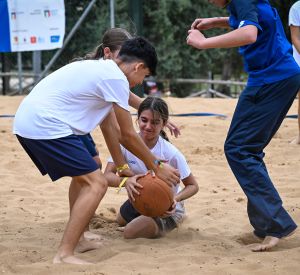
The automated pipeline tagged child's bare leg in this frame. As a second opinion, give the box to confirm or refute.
[116,212,128,232]
[116,212,127,226]
[123,216,159,239]
[53,170,108,264]
[69,178,104,242]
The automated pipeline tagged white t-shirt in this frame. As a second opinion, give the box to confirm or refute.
[13,59,130,139]
[108,135,191,213]
[289,1,300,66]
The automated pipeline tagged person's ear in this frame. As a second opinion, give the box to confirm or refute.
[134,62,145,72]
[103,47,112,59]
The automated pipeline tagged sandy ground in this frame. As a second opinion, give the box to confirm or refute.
[0,96,299,275]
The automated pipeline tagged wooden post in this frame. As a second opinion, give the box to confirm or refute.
[1,53,10,95]
[128,0,144,97]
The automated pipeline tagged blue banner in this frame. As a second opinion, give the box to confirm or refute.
[0,0,11,52]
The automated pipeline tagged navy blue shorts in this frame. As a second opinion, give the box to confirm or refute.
[77,133,98,157]
[120,199,178,235]
[16,134,100,181]
[120,199,141,222]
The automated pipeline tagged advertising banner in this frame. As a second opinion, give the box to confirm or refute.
[0,0,65,52]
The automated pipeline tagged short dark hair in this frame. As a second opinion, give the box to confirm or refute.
[118,37,157,75]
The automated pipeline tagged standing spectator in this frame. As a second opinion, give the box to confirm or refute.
[187,0,300,251]
[289,1,300,144]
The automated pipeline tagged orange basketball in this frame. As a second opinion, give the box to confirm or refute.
[132,174,174,217]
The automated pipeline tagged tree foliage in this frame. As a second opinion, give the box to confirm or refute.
[5,0,296,96]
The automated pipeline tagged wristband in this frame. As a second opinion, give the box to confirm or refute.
[116,177,128,193]
[154,159,164,168]
[116,163,129,173]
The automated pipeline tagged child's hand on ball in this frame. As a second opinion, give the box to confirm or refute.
[159,199,177,218]
[125,174,144,201]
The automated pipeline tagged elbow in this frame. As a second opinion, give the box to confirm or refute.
[190,182,199,196]
[247,33,257,44]
[244,26,258,44]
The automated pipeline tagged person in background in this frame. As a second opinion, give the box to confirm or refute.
[289,1,300,144]
[187,0,300,251]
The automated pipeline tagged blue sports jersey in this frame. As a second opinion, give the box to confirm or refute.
[227,0,300,86]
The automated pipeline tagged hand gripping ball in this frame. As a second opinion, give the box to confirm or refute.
[132,174,174,217]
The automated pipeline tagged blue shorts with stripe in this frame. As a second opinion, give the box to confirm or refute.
[16,134,100,181]
[77,133,98,157]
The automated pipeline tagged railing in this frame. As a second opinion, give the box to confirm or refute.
[158,78,247,98]
[1,73,247,97]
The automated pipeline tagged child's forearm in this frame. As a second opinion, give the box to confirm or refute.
[104,171,121,187]
[174,185,198,202]
[201,25,257,49]
[129,91,142,110]
[100,111,127,168]
[214,17,230,28]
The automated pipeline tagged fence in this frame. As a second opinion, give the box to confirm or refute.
[166,78,246,98]
[0,0,247,98]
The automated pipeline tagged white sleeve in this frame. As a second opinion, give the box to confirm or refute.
[98,79,130,111]
[107,156,113,163]
[289,3,300,26]
[169,150,191,180]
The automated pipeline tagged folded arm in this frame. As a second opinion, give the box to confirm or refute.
[174,173,199,203]
[187,25,258,49]
[191,17,230,30]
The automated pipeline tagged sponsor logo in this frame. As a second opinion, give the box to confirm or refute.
[13,36,18,44]
[51,10,58,16]
[44,9,51,17]
[10,11,24,19]
[38,37,45,43]
[30,36,37,44]
[11,12,16,20]
[128,160,137,165]
[50,35,60,43]
[238,20,245,28]
[44,9,59,17]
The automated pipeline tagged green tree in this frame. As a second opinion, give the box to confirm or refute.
[1,0,297,96]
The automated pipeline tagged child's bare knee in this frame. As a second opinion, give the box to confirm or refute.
[123,227,135,239]
[116,212,127,226]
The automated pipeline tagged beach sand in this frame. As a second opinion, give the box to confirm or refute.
[0,96,299,274]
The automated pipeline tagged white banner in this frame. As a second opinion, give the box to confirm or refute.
[0,0,65,52]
